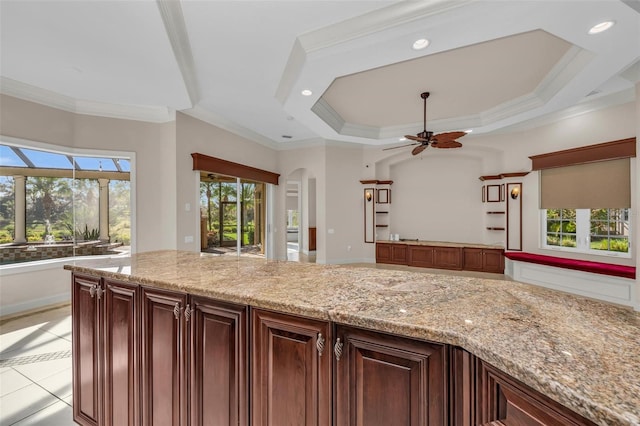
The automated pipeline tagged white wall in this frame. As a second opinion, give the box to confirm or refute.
[389,154,484,243]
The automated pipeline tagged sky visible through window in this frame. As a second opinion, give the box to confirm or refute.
[0,144,130,172]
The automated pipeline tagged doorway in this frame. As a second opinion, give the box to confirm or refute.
[200,173,265,256]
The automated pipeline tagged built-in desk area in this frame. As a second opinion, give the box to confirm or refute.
[376,240,505,273]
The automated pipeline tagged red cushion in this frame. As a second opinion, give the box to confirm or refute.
[504,252,635,279]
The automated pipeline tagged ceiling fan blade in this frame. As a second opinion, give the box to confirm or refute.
[382,142,419,151]
[405,134,430,143]
[411,144,427,155]
[431,140,463,149]
[432,131,467,142]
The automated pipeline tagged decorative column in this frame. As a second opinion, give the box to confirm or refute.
[98,178,110,242]
[13,175,26,243]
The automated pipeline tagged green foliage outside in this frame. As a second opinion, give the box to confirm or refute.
[0,175,130,245]
[200,181,260,248]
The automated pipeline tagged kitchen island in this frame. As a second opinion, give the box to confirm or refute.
[65,250,640,426]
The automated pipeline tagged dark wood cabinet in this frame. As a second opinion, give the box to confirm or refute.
[251,309,332,426]
[408,245,434,268]
[481,249,504,273]
[140,287,188,426]
[72,274,103,426]
[189,297,248,426]
[334,325,447,426]
[309,227,317,251]
[476,360,596,426]
[463,248,504,273]
[376,242,408,264]
[379,243,504,273]
[72,275,140,426]
[433,246,463,270]
[449,347,477,426]
[103,279,140,426]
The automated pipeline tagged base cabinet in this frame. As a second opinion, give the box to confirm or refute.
[376,243,408,264]
[73,274,248,426]
[476,358,596,426]
[140,287,188,426]
[334,325,447,425]
[73,273,595,426]
[380,243,504,274]
[251,309,332,426]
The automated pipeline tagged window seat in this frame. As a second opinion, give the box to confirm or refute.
[504,252,635,279]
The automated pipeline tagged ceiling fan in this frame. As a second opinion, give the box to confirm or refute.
[384,92,466,155]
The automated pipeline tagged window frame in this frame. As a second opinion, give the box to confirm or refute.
[541,208,632,258]
[0,136,136,266]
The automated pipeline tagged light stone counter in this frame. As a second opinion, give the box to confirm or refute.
[377,239,504,250]
[64,250,639,426]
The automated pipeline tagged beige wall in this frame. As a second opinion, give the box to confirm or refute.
[1,94,178,252]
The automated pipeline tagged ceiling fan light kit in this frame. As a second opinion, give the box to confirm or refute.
[384,91,466,155]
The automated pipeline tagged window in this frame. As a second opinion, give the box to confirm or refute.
[0,141,133,265]
[543,208,630,256]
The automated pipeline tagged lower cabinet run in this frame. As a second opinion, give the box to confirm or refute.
[72,273,595,426]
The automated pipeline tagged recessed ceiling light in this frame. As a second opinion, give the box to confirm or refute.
[399,137,407,141]
[301,89,313,96]
[412,38,430,50]
[465,129,473,133]
[588,21,615,35]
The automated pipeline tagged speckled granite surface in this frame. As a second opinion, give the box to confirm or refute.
[377,239,504,249]
[64,250,640,426]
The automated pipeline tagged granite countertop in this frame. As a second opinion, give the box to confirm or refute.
[377,239,504,249]
[64,250,639,426]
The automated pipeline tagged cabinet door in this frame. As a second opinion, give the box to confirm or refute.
[103,279,140,426]
[376,243,392,263]
[141,287,188,426]
[433,247,463,270]
[72,274,103,426]
[391,244,408,264]
[251,309,332,426]
[463,248,484,272]
[189,297,248,426]
[482,250,504,274]
[477,361,596,426]
[408,246,434,268]
[334,325,447,426]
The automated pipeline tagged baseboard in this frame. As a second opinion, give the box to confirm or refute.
[0,292,71,318]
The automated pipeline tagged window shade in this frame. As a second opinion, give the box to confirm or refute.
[540,158,630,209]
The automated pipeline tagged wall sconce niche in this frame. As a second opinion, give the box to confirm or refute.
[364,188,375,243]
[507,183,522,251]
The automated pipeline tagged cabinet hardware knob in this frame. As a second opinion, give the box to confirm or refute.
[184,304,193,322]
[96,286,104,300]
[89,284,96,298]
[173,303,181,320]
[316,333,325,356]
[334,338,343,361]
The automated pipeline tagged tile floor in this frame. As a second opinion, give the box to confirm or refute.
[0,305,74,426]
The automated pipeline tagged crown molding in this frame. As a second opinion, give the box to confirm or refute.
[181,105,281,150]
[155,0,199,106]
[1,77,175,123]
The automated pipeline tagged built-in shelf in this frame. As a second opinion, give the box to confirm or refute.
[376,211,389,214]
[376,224,389,228]
[486,227,506,231]
[478,172,530,181]
[486,211,505,215]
